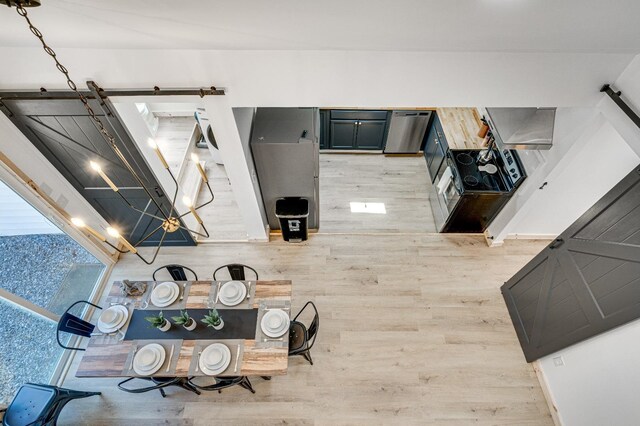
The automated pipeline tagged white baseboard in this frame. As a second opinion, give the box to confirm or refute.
[533,361,563,426]
[505,233,557,240]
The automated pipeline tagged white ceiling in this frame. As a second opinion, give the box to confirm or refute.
[0,0,639,53]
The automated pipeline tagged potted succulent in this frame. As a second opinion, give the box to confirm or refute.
[172,310,197,331]
[201,308,224,330]
[145,311,171,332]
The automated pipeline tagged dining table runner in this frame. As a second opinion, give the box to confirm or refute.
[123,308,258,341]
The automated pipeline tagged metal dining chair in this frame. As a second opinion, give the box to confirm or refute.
[152,264,198,281]
[117,377,201,398]
[212,264,258,281]
[289,301,319,365]
[57,300,102,351]
[1,383,100,426]
[188,376,255,394]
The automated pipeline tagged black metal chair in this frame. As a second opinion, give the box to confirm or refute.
[1,383,100,426]
[117,377,201,398]
[212,264,258,281]
[188,376,255,394]
[152,264,198,281]
[57,300,102,352]
[289,301,319,365]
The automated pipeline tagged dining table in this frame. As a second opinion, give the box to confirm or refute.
[75,279,292,378]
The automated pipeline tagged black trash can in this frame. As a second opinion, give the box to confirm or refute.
[275,197,309,242]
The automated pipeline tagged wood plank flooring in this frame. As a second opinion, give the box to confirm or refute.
[319,154,437,234]
[59,234,553,425]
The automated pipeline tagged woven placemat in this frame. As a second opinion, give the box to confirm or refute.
[122,339,183,377]
[188,339,245,377]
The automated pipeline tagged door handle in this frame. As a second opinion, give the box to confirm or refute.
[154,187,164,198]
[549,238,564,249]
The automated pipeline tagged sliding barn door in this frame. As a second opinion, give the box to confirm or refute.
[502,165,640,362]
[0,97,195,246]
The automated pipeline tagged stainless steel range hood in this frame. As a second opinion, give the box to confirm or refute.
[486,107,556,150]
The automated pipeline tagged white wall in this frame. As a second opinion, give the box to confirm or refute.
[535,54,640,425]
[0,180,61,236]
[0,48,633,108]
[203,97,268,240]
[539,318,640,426]
[232,107,268,227]
[488,115,640,240]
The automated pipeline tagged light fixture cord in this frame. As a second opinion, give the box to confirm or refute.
[15,4,119,151]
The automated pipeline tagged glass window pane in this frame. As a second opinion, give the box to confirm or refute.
[0,180,105,315]
[0,299,62,404]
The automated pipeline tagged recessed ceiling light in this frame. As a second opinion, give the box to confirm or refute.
[349,202,386,214]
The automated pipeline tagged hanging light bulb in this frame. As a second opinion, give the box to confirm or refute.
[106,227,120,238]
[148,138,169,169]
[71,217,107,242]
[183,195,203,224]
[107,226,138,254]
[191,152,208,182]
[89,160,119,192]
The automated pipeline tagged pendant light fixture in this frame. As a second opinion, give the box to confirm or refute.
[6,1,217,264]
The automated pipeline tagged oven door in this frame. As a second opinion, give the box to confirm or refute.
[440,155,462,213]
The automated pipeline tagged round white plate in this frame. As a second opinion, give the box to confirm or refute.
[261,309,290,338]
[133,343,166,376]
[97,305,129,333]
[150,282,179,307]
[199,343,231,376]
[219,281,247,307]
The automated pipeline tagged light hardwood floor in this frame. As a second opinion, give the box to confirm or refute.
[319,154,437,234]
[59,234,553,425]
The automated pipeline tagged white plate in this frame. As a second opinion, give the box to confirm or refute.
[133,343,166,375]
[97,305,129,333]
[199,343,231,376]
[261,309,290,338]
[218,281,247,307]
[150,282,179,307]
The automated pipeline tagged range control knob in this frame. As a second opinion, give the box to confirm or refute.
[510,168,516,173]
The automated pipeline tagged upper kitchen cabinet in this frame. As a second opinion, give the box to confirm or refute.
[323,110,390,150]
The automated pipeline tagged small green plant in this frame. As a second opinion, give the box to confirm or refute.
[171,310,194,327]
[145,311,167,328]
[201,309,222,328]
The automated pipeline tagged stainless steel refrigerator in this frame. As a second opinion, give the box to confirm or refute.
[250,108,319,230]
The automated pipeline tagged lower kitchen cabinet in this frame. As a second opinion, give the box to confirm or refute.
[324,110,389,150]
[355,120,387,149]
[423,113,448,182]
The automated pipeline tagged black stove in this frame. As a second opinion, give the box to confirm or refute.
[450,150,510,193]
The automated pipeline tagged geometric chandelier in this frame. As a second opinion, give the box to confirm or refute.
[7,0,214,264]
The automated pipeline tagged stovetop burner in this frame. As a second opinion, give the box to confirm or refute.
[464,175,479,186]
[450,150,509,192]
[456,152,474,165]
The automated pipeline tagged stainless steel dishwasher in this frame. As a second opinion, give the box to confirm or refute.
[383,110,432,154]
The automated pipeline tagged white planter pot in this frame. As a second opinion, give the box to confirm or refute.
[212,318,224,330]
[183,319,197,331]
[157,320,171,332]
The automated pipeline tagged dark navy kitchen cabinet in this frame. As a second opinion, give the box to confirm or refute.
[330,119,358,148]
[355,120,387,149]
[319,109,329,149]
[423,113,448,182]
[327,110,389,150]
